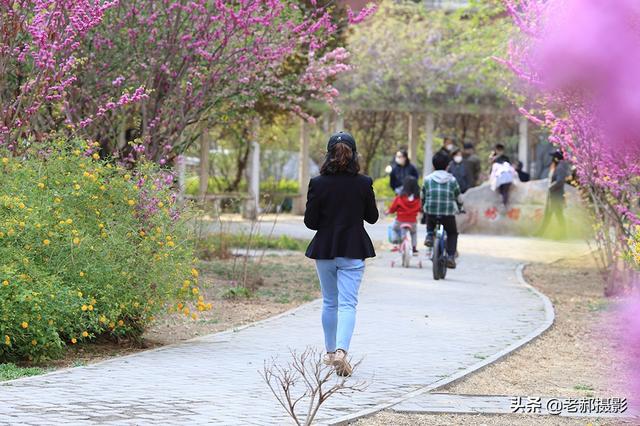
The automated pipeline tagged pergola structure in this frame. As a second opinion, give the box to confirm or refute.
[292,104,531,214]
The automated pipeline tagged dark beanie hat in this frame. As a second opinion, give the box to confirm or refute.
[327,131,357,153]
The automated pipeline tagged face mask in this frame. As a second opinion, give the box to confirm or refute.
[395,156,406,166]
[454,155,463,164]
[445,144,454,152]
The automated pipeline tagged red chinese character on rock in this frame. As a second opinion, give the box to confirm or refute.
[507,208,521,220]
[484,207,498,220]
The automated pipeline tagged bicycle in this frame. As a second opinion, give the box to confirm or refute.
[390,224,422,269]
[426,210,465,280]
[429,217,448,280]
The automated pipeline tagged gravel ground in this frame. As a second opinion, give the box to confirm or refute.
[357,254,635,426]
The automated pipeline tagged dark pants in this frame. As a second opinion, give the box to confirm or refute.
[426,215,458,257]
[538,195,565,237]
[498,183,512,207]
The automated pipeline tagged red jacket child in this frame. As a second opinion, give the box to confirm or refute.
[387,194,422,223]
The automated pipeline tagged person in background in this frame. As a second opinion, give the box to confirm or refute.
[436,136,456,162]
[304,131,378,377]
[387,176,422,255]
[535,149,569,238]
[489,156,517,208]
[422,153,463,269]
[489,143,510,165]
[516,161,531,182]
[462,142,481,187]
[389,149,419,194]
[447,148,471,193]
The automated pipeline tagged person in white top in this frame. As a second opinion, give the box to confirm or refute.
[489,157,518,207]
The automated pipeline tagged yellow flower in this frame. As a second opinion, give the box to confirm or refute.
[182,307,190,315]
[99,316,107,323]
[191,313,197,320]
[82,331,89,337]
[18,202,25,209]
[43,239,50,246]
[21,321,28,329]
[124,174,131,180]
[48,319,54,325]
[4,335,10,345]
[139,230,145,237]
[99,185,106,191]
[66,218,73,224]
[177,302,184,310]
[31,339,37,346]
[117,320,124,326]
[81,305,88,311]
[88,305,94,311]
[98,223,105,229]
[2,280,8,286]
[192,288,199,295]
[92,153,100,160]
[74,184,80,190]
[108,322,115,329]
[191,268,199,278]
[206,303,212,310]
[77,291,83,297]
[71,338,77,344]
[1,157,8,164]
[183,279,191,287]
[7,229,15,236]
[133,302,139,308]
[79,271,85,277]
[37,182,45,189]
[167,241,175,247]
[73,237,80,245]
[54,197,61,203]
[127,199,135,206]
[158,201,164,208]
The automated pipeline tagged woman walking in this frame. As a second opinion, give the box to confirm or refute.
[304,131,379,376]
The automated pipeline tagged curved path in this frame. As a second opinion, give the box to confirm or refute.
[0,218,588,425]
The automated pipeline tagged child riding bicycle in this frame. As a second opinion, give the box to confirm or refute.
[387,176,421,255]
[422,153,464,269]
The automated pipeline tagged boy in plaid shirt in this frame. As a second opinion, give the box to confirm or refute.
[422,153,464,268]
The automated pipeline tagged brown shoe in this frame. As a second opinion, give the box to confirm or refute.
[323,352,335,365]
[332,349,352,377]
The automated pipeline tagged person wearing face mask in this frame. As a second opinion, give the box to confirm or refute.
[389,149,419,194]
[447,148,471,193]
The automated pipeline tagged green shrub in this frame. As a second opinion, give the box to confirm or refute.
[185,176,237,196]
[260,177,299,194]
[372,176,395,200]
[0,140,208,362]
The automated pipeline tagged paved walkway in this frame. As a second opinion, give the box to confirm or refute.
[1,219,589,425]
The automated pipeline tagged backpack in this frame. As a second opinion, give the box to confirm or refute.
[495,162,515,186]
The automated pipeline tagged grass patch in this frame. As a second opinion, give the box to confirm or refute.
[0,363,46,381]
[196,233,308,260]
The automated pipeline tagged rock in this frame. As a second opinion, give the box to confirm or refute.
[457,179,587,236]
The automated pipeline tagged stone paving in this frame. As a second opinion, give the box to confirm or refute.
[0,220,589,425]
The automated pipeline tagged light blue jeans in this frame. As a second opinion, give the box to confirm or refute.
[315,257,365,352]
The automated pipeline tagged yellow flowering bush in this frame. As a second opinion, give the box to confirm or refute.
[0,140,207,362]
[629,226,640,269]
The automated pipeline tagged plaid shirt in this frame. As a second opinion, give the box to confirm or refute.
[421,173,461,216]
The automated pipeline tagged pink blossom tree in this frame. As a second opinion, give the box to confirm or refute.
[1,1,376,163]
[67,0,375,164]
[501,0,640,293]
[0,0,119,150]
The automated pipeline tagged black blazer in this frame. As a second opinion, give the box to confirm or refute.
[304,173,379,260]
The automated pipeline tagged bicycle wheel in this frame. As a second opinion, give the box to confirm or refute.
[401,238,411,268]
[432,237,441,280]
[440,235,448,279]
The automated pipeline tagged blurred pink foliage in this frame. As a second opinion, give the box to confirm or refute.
[502,0,640,237]
[617,295,640,406]
[503,0,640,401]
